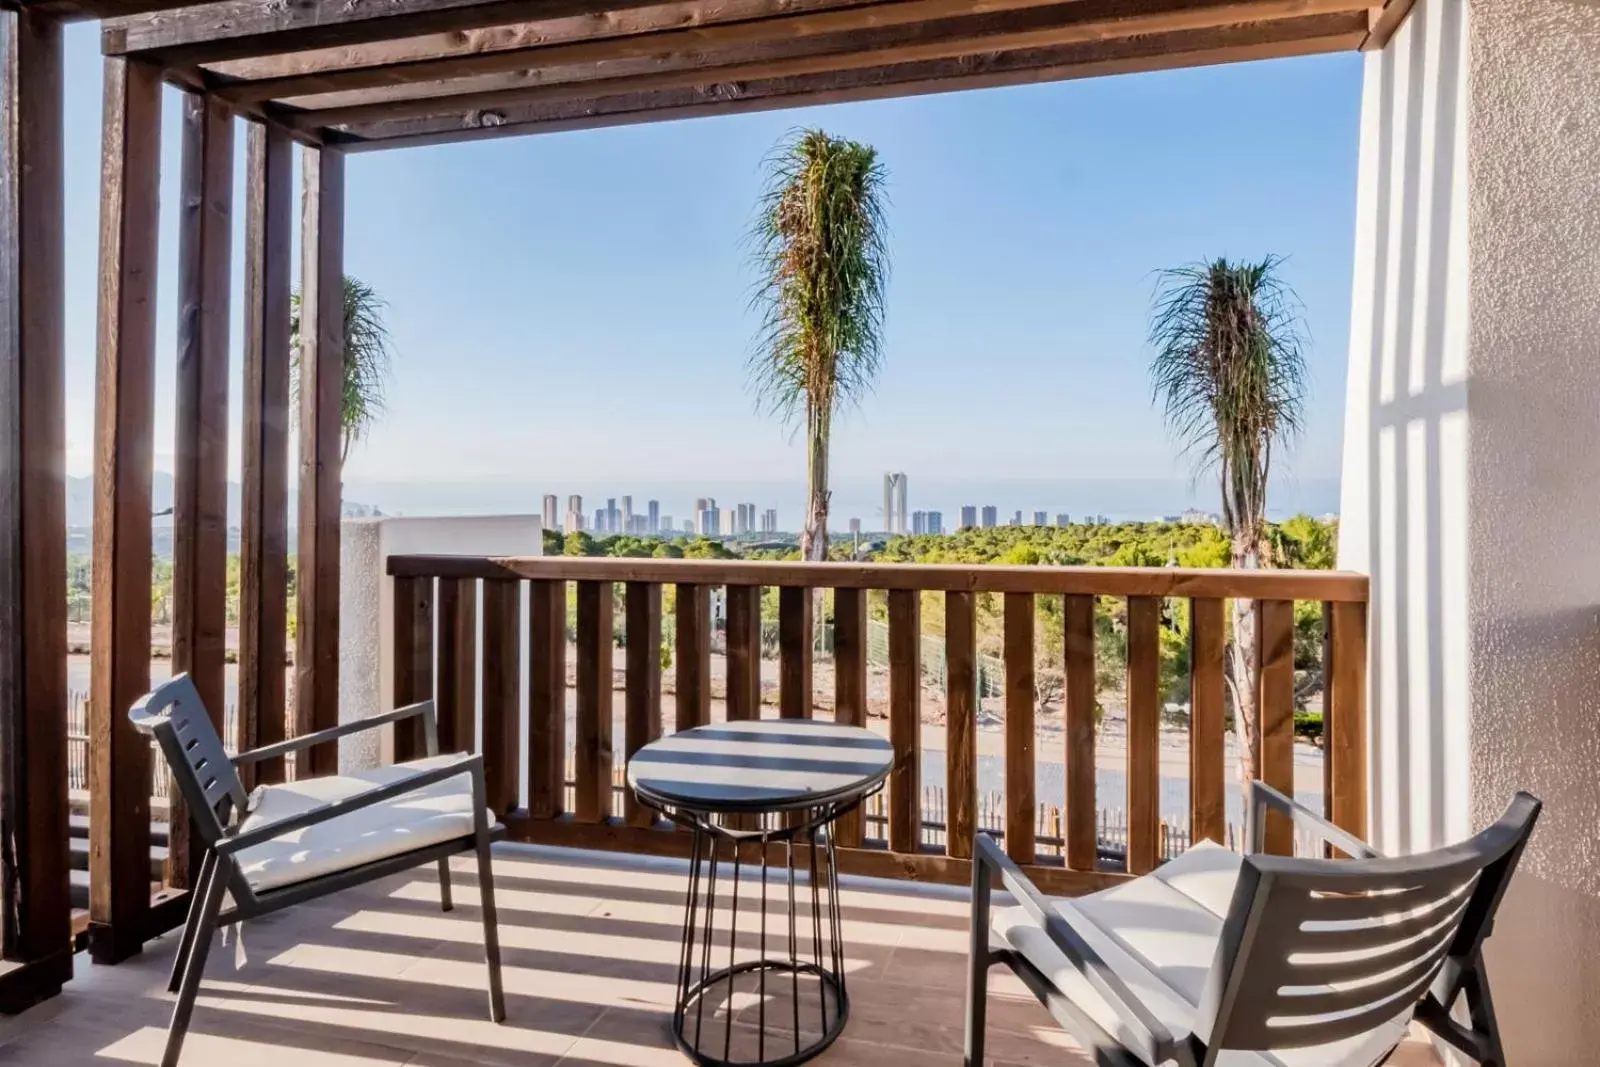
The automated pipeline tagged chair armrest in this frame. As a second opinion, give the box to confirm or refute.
[1248,781,1378,859]
[216,752,481,855]
[233,700,438,766]
[974,834,1176,1064]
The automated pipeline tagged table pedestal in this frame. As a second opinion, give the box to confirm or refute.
[671,803,849,1067]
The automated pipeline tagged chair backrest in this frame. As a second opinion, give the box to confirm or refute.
[129,674,247,846]
[1197,792,1540,1060]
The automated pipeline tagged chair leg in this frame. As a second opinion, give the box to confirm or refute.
[965,849,992,1067]
[1465,952,1506,1066]
[438,857,454,912]
[163,857,227,1067]
[475,834,506,1023]
[167,850,218,993]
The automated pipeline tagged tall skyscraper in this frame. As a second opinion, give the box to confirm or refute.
[1010,510,1023,526]
[660,515,673,533]
[928,511,943,534]
[699,507,718,535]
[621,496,633,534]
[848,517,862,535]
[542,494,558,531]
[960,505,977,529]
[981,505,998,528]
[566,494,584,533]
[647,499,660,533]
[761,508,778,533]
[883,472,908,534]
[911,510,927,535]
[604,498,618,534]
[1032,510,1048,526]
[1055,513,1070,526]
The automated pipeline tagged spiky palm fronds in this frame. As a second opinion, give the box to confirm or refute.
[291,275,396,462]
[747,129,890,561]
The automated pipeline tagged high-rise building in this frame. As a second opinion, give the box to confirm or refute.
[605,498,619,534]
[761,508,778,533]
[647,499,660,532]
[682,519,693,534]
[928,511,943,534]
[960,505,977,529]
[911,510,928,535]
[659,515,673,533]
[1010,510,1023,526]
[1032,510,1048,526]
[699,508,718,535]
[848,517,862,535]
[542,494,558,531]
[566,494,584,533]
[981,505,998,528]
[1055,513,1071,526]
[621,496,633,534]
[883,472,908,534]
[721,508,736,536]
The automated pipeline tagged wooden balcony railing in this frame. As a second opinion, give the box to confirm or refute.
[386,555,1368,896]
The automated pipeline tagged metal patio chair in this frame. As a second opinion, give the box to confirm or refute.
[130,673,507,1067]
[966,782,1540,1067]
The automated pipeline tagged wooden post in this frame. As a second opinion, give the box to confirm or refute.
[527,579,566,819]
[674,583,710,731]
[574,580,614,822]
[1258,599,1296,854]
[480,579,521,816]
[167,91,232,890]
[1003,592,1035,864]
[435,578,477,755]
[1125,596,1160,875]
[623,581,662,827]
[295,145,343,777]
[1188,597,1225,844]
[944,591,976,860]
[1325,600,1369,845]
[390,575,433,763]
[778,586,813,718]
[1062,594,1096,871]
[833,587,867,847]
[88,56,162,965]
[237,121,292,790]
[0,7,71,1009]
[887,589,921,854]
[725,585,761,720]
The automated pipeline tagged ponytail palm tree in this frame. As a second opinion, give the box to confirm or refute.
[291,275,396,462]
[749,129,889,561]
[1148,256,1306,792]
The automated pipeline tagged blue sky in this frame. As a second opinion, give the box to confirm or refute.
[58,24,1362,522]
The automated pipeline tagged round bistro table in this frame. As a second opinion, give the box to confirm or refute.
[626,719,894,1067]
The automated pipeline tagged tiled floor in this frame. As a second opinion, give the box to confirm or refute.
[0,846,1442,1066]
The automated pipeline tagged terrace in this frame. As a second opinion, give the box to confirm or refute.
[2,0,1597,1063]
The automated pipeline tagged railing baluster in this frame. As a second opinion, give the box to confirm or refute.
[527,579,565,820]
[435,577,477,755]
[1189,597,1226,845]
[1004,592,1036,864]
[1063,594,1097,870]
[834,587,868,848]
[624,581,663,828]
[480,578,521,817]
[887,589,921,854]
[1258,598,1297,854]
[1325,600,1369,848]
[575,580,614,823]
[945,591,977,860]
[726,584,761,721]
[675,583,711,732]
[779,586,813,718]
[1125,595,1160,875]
[390,575,434,765]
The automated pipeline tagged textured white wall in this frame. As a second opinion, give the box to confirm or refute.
[1341,0,1600,1057]
[338,515,543,772]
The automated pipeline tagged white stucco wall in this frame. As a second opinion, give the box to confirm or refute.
[338,514,543,772]
[1340,0,1600,1057]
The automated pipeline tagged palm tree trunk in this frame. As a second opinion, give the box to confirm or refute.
[801,400,830,562]
[1229,533,1261,796]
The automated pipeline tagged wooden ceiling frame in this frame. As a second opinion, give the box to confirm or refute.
[90,0,1420,152]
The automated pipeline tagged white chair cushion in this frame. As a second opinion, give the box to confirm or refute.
[992,841,1411,1067]
[234,754,483,893]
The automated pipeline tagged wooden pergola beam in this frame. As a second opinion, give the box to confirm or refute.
[167,89,232,890]
[337,13,1366,149]
[0,5,72,1011]
[285,0,1368,132]
[237,121,292,792]
[18,0,225,24]
[102,0,670,67]
[88,55,161,965]
[210,0,1080,104]
[295,145,343,778]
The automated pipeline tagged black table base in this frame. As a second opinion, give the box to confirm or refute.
[669,802,851,1067]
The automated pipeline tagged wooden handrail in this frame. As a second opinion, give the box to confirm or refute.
[387,554,1369,602]
[386,551,1370,896]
